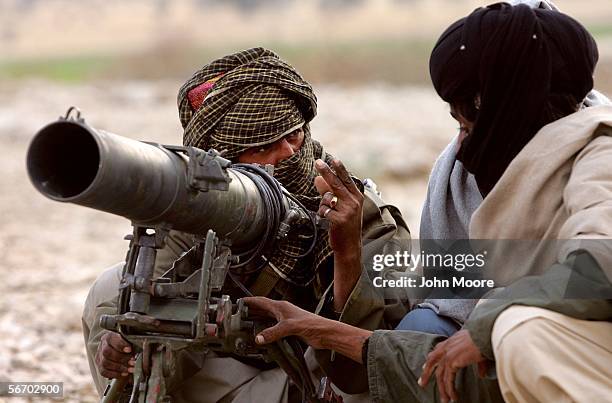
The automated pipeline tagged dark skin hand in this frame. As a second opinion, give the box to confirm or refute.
[314,158,364,310]
[95,331,135,379]
[419,329,488,403]
[243,296,372,364]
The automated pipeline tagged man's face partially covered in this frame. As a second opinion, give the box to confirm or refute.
[178,48,321,198]
[236,127,305,165]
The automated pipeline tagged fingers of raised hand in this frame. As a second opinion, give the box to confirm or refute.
[318,205,336,220]
[314,176,332,196]
[329,159,360,196]
[318,192,338,219]
[317,188,362,225]
[321,191,337,208]
[314,160,352,199]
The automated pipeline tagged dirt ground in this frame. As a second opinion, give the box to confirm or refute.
[0,79,457,402]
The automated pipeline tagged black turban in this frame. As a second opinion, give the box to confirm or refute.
[430,2,598,195]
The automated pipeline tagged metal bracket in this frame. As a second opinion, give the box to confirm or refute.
[153,269,201,298]
[100,312,161,331]
[209,246,231,291]
[185,148,232,192]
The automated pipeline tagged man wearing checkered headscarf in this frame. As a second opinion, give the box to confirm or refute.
[179,47,322,200]
[177,47,336,302]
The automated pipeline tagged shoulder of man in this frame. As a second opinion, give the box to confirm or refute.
[361,179,410,243]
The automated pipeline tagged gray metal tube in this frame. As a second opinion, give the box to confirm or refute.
[26,119,267,247]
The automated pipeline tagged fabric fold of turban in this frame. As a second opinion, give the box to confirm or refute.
[178,47,317,159]
[429,2,598,196]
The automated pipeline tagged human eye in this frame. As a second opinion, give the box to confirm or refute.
[287,128,304,143]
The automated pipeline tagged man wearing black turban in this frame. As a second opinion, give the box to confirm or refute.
[429,2,599,196]
[82,48,413,402]
[243,4,612,403]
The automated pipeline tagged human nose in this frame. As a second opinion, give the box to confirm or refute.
[274,139,295,162]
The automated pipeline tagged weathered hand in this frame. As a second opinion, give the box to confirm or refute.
[314,158,364,310]
[419,329,487,403]
[243,297,328,349]
[244,297,373,364]
[314,158,364,259]
[95,331,136,379]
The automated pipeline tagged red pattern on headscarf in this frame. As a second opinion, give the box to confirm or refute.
[187,74,224,111]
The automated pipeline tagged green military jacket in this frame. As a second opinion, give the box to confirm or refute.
[360,251,612,403]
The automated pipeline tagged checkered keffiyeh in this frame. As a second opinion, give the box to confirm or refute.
[178,47,316,159]
[177,47,334,288]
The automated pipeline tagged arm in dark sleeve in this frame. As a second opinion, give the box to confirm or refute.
[313,265,384,393]
[359,251,612,403]
[313,192,415,393]
[366,330,504,403]
[464,250,612,360]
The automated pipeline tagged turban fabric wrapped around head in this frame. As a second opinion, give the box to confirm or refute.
[177,48,335,290]
[178,47,316,159]
[430,2,598,195]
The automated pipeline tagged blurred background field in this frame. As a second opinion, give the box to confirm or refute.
[1,0,612,87]
[0,0,611,401]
